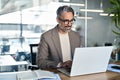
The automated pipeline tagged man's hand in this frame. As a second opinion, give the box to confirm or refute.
[60,60,72,68]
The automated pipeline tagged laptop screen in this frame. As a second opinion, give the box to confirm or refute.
[70,46,113,76]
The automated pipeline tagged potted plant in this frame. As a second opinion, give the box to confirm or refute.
[105,0,120,60]
[106,0,120,35]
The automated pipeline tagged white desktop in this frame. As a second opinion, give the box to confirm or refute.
[0,55,28,72]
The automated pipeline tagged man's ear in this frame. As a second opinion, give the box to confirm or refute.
[56,17,59,23]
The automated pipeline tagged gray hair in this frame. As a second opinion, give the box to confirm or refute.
[56,5,74,18]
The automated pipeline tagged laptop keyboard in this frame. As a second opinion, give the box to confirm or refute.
[58,68,71,74]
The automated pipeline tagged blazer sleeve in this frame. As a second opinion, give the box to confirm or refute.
[36,34,58,69]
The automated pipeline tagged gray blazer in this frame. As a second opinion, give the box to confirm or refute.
[36,25,81,68]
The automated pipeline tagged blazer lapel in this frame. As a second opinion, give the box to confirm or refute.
[51,26,63,61]
[69,31,75,59]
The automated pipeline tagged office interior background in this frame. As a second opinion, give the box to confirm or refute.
[0,0,115,68]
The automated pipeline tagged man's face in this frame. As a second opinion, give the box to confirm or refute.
[57,12,75,33]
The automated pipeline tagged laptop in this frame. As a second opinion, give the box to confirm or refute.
[58,46,113,76]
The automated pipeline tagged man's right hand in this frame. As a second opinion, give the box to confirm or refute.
[60,60,72,68]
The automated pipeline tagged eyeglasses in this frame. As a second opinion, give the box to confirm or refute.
[58,17,75,24]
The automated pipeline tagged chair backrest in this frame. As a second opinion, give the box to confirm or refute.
[29,44,38,65]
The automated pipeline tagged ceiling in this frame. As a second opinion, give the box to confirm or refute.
[0,0,33,15]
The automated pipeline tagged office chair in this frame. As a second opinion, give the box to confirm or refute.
[29,44,40,70]
[29,44,38,65]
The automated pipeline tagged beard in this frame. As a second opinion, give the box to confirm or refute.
[59,25,72,33]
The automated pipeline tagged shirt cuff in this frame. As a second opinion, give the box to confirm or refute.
[57,62,61,68]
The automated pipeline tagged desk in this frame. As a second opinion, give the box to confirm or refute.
[0,55,28,72]
[46,62,120,80]
[0,61,120,80]
[57,62,120,80]
[0,55,28,66]
[58,71,120,80]
[0,69,120,80]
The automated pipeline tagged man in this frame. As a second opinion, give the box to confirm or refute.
[36,5,83,69]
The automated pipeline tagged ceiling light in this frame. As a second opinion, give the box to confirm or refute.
[58,2,85,6]
[63,0,70,2]
[99,13,114,16]
[76,16,93,19]
[80,9,104,12]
